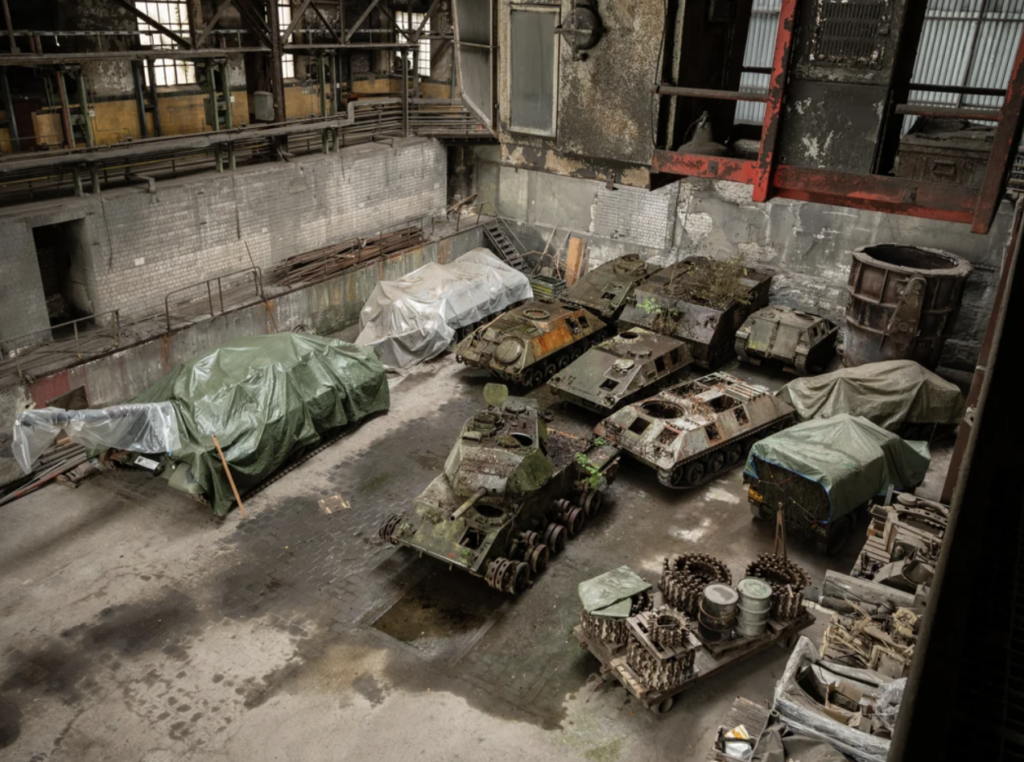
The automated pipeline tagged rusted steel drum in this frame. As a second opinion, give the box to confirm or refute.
[844,245,970,369]
[697,583,738,644]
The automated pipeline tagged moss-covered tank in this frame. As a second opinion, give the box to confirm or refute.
[549,328,693,414]
[594,373,795,489]
[734,306,838,375]
[379,385,620,593]
[454,300,609,387]
[618,257,772,369]
[562,254,661,320]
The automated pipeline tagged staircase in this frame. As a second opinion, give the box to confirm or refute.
[483,219,528,272]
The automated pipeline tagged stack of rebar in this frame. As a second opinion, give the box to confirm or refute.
[270,227,424,287]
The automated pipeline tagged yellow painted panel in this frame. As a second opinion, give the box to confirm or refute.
[0,109,10,154]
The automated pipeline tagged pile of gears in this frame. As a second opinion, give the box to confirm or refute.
[745,553,810,621]
[660,552,733,615]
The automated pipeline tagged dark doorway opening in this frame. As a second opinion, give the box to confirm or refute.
[32,219,92,328]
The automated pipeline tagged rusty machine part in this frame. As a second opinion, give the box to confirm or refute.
[746,553,810,621]
[484,557,531,594]
[697,583,739,644]
[645,607,689,649]
[596,373,796,490]
[580,593,654,646]
[845,245,971,369]
[660,552,733,615]
[625,635,696,692]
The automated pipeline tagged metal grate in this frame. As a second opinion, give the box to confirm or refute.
[810,0,891,67]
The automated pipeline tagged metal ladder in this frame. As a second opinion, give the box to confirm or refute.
[483,218,527,272]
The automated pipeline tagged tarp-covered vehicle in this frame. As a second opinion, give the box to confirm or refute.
[356,248,532,369]
[777,360,965,433]
[133,333,390,514]
[744,415,930,555]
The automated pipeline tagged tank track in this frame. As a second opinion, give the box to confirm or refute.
[655,414,794,490]
[745,553,810,621]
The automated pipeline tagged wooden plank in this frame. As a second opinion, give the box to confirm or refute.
[823,570,916,608]
[565,237,586,286]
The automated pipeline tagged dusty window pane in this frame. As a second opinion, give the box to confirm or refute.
[510,8,557,136]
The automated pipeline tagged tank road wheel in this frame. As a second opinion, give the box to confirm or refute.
[528,543,550,575]
[570,345,584,361]
[580,490,603,517]
[379,514,402,544]
[565,507,587,536]
[726,443,744,467]
[509,561,531,594]
[527,369,546,388]
[707,451,725,475]
[486,558,513,591]
[557,354,571,370]
[543,522,568,554]
[655,696,675,714]
[657,468,679,489]
[683,460,705,487]
[543,362,558,380]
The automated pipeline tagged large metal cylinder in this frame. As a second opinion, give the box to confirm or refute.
[844,245,971,369]
[697,583,738,644]
[735,577,772,638]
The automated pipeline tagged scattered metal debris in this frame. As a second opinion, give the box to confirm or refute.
[270,227,424,287]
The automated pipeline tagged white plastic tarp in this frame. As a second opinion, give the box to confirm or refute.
[356,248,532,369]
[13,403,181,473]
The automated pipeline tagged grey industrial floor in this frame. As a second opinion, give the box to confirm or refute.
[0,354,950,762]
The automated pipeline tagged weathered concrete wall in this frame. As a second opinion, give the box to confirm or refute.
[0,225,485,486]
[0,138,448,348]
[476,146,1014,371]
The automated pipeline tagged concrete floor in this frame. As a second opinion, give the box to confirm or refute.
[0,354,950,762]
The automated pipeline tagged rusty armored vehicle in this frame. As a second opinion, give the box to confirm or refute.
[454,300,608,387]
[562,254,661,320]
[594,373,795,489]
[618,257,772,369]
[734,306,839,375]
[379,385,620,594]
[548,329,694,414]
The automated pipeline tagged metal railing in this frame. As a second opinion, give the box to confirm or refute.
[1,310,120,380]
[164,267,264,331]
[454,200,529,254]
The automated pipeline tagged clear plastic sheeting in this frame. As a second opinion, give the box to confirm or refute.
[772,637,904,762]
[13,403,181,473]
[356,248,533,369]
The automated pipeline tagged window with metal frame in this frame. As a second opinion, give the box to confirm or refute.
[280,1,296,79]
[508,5,559,137]
[135,0,196,87]
[397,13,433,77]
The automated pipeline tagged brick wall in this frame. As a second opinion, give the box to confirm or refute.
[0,138,447,338]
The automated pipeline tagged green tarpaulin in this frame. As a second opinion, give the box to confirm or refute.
[778,360,964,431]
[744,414,930,521]
[578,566,651,619]
[133,333,390,515]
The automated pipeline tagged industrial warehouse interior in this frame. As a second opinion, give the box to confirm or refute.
[1,0,1022,760]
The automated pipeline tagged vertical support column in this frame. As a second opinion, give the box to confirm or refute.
[208,62,221,131]
[1,0,17,53]
[330,51,338,114]
[401,49,409,137]
[75,70,94,148]
[267,0,288,130]
[90,164,100,194]
[0,66,19,153]
[971,26,1024,234]
[751,0,797,203]
[221,61,235,169]
[450,40,456,99]
[56,70,76,149]
[317,52,327,116]
[147,59,163,136]
[132,61,149,138]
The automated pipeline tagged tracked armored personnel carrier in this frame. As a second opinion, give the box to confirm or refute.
[454,300,608,387]
[618,257,772,369]
[734,306,838,375]
[594,373,795,489]
[379,385,620,594]
[548,329,693,414]
[562,254,661,320]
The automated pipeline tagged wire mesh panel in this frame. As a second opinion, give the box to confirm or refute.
[737,0,781,125]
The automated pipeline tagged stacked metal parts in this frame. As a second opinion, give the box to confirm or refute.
[579,590,652,646]
[625,607,699,691]
[660,553,733,615]
[746,553,811,621]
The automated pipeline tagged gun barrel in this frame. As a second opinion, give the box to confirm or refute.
[449,487,487,521]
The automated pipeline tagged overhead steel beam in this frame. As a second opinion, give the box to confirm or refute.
[377,3,413,41]
[230,0,273,47]
[751,0,797,203]
[413,0,443,41]
[310,1,343,45]
[344,0,383,43]
[195,0,236,47]
[107,0,193,49]
[280,0,315,43]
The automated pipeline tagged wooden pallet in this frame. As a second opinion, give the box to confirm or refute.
[574,610,814,714]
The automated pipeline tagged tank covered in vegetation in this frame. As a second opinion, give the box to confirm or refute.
[549,329,693,414]
[379,385,620,593]
[619,257,772,368]
[562,254,661,320]
[734,306,839,375]
[454,300,608,387]
[594,373,795,489]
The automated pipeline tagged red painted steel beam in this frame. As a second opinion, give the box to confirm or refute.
[651,149,975,223]
[971,27,1024,234]
[752,0,798,203]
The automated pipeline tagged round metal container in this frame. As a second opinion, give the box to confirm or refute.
[735,577,772,638]
[844,245,971,369]
[697,583,738,643]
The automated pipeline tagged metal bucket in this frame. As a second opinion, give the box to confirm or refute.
[844,245,971,369]
[697,583,738,643]
[735,577,772,638]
